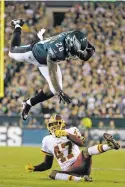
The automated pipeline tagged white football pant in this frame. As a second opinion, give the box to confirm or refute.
[9,48,62,95]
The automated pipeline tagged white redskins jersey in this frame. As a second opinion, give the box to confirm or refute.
[41,127,81,171]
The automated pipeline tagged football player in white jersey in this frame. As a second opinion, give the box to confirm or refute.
[25,114,120,182]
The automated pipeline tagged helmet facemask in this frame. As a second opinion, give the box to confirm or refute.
[46,115,65,136]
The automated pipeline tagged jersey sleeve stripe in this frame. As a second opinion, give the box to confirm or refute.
[41,150,53,156]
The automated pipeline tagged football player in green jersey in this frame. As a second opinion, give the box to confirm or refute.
[9,19,95,120]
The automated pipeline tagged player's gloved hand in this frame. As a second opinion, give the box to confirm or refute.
[55,130,68,138]
[87,41,95,51]
[58,90,72,104]
[37,28,46,41]
[25,163,35,172]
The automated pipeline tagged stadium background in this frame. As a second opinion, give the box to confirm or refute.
[0,1,125,187]
[0,0,125,147]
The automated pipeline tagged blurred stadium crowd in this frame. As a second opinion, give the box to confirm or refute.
[1,2,125,127]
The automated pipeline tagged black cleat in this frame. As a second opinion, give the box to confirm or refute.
[103,133,120,150]
[22,99,31,120]
[11,19,25,27]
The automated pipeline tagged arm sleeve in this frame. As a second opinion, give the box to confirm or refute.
[33,137,54,172]
[34,154,54,171]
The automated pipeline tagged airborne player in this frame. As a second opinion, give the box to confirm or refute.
[9,19,95,120]
[25,114,120,182]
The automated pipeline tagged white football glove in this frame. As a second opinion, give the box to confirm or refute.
[37,28,46,41]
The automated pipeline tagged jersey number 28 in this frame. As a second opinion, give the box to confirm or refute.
[55,42,64,52]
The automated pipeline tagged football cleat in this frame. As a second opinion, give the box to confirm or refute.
[83,175,92,182]
[103,133,120,150]
[22,99,31,120]
[11,19,25,27]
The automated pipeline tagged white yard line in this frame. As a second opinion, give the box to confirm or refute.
[0,185,32,187]
[92,168,125,171]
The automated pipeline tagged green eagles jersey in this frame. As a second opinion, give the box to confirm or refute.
[32,31,73,65]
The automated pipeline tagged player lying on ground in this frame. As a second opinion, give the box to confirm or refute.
[25,114,120,182]
[9,19,95,120]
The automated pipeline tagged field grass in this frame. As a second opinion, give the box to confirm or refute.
[0,147,125,187]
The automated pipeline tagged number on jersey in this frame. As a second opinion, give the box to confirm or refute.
[55,42,64,52]
[54,141,74,163]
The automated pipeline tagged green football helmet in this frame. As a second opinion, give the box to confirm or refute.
[65,30,88,56]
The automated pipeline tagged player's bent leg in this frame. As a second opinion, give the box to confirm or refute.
[9,46,39,65]
[22,98,31,120]
[22,65,62,120]
[66,149,92,181]
[22,85,54,120]
[103,133,120,150]
[30,85,54,106]
[9,24,25,62]
[9,48,28,62]
[38,66,56,95]
[38,64,62,95]
[9,19,39,65]
[11,19,25,48]
[88,133,120,156]
[49,170,88,182]
[57,64,63,90]
[9,19,29,63]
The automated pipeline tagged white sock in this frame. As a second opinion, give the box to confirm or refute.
[26,99,32,106]
[102,144,111,151]
[88,144,111,156]
[55,173,82,181]
[15,24,22,29]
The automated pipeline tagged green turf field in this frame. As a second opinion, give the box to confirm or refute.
[0,147,125,187]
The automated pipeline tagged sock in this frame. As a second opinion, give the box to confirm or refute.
[55,173,82,181]
[88,144,111,156]
[11,27,21,48]
[26,99,32,106]
[102,144,111,151]
[30,90,54,106]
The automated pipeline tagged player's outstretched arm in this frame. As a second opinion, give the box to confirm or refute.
[47,55,71,104]
[47,55,61,93]
[25,154,54,172]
